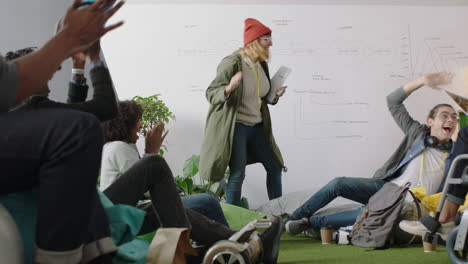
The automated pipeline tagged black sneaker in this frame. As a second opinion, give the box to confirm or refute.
[260,216,283,264]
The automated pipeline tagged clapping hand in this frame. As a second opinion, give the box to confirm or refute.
[225,72,243,95]
[58,0,125,56]
[145,122,168,154]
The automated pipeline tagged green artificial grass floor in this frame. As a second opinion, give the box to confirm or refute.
[277,234,451,264]
[218,203,452,264]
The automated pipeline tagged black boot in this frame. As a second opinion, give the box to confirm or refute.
[259,216,282,264]
[186,245,208,264]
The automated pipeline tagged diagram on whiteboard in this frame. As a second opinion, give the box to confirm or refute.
[272,24,468,141]
[293,91,369,140]
[395,25,468,84]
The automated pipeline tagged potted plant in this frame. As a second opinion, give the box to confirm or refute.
[175,154,227,198]
[133,94,175,155]
[175,154,249,208]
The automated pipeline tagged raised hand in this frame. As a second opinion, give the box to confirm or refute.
[145,122,168,154]
[58,0,125,56]
[225,71,242,95]
[423,72,453,89]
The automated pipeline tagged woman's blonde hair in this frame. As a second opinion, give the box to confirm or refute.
[240,38,269,62]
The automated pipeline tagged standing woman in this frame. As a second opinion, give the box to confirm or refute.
[200,18,286,206]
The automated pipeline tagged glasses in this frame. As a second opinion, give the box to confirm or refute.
[259,36,272,42]
[437,112,459,121]
[5,47,37,61]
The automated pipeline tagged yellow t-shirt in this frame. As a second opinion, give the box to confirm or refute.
[412,186,468,213]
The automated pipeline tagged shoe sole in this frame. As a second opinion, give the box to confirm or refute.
[399,223,448,241]
[263,217,282,264]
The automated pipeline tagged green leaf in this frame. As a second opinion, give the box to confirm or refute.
[183,154,200,178]
[174,154,227,200]
[174,177,186,195]
[239,197,249,209]
[133,94,176,140]
[182,178,194,195]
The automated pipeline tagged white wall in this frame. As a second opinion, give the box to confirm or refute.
[103,1,468,209]
[2,1,466,103]
[3,0,468,210]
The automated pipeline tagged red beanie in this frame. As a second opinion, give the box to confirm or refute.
[243,18,271,46]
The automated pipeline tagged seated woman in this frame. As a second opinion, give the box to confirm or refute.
[100,100,282,263]
[100,100,229,230]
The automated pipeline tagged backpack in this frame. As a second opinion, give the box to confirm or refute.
[350,182,420,248]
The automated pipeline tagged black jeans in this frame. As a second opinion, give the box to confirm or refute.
[103,154,235,246]
[0,109,113,260]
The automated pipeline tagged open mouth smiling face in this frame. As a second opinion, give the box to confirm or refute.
[428,106,458,142]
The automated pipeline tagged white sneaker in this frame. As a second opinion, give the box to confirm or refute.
[399,220,455,241]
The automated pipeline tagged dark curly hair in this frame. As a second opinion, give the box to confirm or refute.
[102,100,143,143]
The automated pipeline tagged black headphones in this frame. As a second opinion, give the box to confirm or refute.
[424,135,452,151]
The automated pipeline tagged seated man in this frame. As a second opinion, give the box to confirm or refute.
[0,0,124,263]
[285,72,458,235]
[400,126,468,240]
[9,41,117,122]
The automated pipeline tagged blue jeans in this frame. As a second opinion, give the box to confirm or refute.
[310,208,364,230]
[291,177,386,229]
[182,193,229,227]
[226,122,282,205]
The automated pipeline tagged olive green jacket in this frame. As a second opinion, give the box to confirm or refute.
[199,50,284,182]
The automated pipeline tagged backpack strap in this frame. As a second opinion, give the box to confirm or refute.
[408,190,422,219]
[402,190,422,245]
[352,209,369,231]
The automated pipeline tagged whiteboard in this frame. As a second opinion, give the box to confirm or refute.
[102,1,468,209]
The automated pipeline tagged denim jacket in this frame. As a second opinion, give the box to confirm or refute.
[373,88,431,182]
[384,138,426,181]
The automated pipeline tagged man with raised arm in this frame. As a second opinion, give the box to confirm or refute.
[0,1,124,263]
[285,72,458,236]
